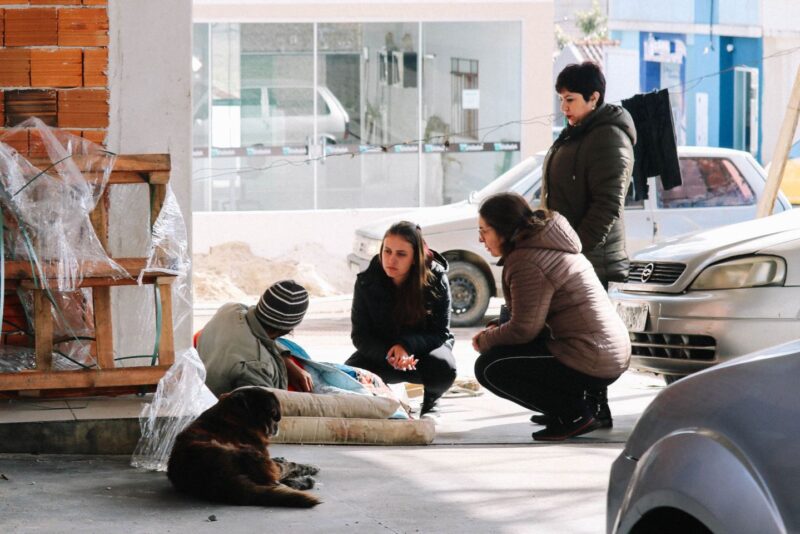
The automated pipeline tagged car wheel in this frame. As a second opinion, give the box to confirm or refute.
[663,374,687,385]
[448,261,490,327]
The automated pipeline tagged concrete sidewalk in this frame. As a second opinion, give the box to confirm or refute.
[0,301,665,533]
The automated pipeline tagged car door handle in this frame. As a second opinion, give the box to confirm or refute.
[653,221,659,239]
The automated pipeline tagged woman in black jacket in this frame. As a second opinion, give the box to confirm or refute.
[346,221,456,417]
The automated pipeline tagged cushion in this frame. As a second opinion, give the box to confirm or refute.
[267,388,401,419]
[272,416,435,445]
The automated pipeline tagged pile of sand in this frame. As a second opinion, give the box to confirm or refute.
[193,241,354,303]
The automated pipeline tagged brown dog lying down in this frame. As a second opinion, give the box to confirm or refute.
[167,386,321,507]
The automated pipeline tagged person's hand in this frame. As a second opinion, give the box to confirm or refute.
[284,355,314,392]
[386,344,418,371]
[472,331,483,352]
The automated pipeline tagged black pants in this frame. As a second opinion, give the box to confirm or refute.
[345,344,457,402]
[474,337,616,421]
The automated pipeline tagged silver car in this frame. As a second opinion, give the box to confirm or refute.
[607,339,800,533]
[349,147,791,326]
[609,208,800,384]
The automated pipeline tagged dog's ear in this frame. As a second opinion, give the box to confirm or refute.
[229,389,251,414]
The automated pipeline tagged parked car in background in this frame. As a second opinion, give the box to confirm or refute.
[607,339,800,534]
[195,84,351,147]
[349,147,792,326]
[609,207,800,384]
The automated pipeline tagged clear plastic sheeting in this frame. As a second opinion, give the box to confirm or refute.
[0,118,126,291]
[130,348,217,471]
[0,121,125,371]
[129,181,214,471]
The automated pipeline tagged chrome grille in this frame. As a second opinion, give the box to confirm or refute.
[627,261,686,284]
[631,332,716,361]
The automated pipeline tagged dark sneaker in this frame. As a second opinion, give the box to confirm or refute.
[530,413,552,426]
[531,408,611,428]
[420,399,440,419]
[531,414,602,441]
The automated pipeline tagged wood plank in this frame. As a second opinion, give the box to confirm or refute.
[4,257,147,280]
[0,365,171,391]
[28,154,171,174]
[19,273,176,290]
[33,290,53,370]
[156,277,175,366]
[92,286,114,369]
[150,184,167,227]
[149,171,170,185]
[89,188,110,251]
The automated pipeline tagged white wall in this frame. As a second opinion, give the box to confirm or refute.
[107,0,194,353]
[193,208,410,259]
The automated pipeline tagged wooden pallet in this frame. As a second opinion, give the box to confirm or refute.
[0,154,177,394]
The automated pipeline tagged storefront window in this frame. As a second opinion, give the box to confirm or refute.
[192,21,521,211]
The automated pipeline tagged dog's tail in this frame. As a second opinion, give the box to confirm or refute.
[247,482,322,508]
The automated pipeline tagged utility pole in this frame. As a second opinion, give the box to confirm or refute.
[757,64,800,217]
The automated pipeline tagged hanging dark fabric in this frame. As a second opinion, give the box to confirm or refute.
[621,89,682,200]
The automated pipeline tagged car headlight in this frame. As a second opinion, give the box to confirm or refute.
[690,255,786,290]
[353,235,382,258]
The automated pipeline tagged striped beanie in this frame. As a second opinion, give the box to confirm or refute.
[255,280,309,331]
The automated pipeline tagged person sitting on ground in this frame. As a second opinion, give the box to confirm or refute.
[197,279,314,397]
[471,193,631,441]
[346,221,456,417]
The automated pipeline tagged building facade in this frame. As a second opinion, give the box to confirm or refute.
[192,0,554,212]
[608,0,800,164]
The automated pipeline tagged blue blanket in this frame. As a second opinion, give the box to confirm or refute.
[277,338,408,420]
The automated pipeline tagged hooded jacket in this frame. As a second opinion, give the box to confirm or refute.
[475,212,631,379]
[351,250,454,359]
[542,103,636,284]
[197,303,289,397]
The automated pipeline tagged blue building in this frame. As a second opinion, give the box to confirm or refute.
[608,0,764,160]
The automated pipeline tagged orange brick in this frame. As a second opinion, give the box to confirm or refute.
[0,1,29,5]
[0,129,30,154]
[31,48,82,87]
[57,88,108,128]
[5,7,57,46]
[81,129,104,145]
[83,0,106,4]
[82,48,106,87]
[58,7,107,46]
[0,9,4,46]
[0,91,4,126]
[0,48,30,86]
[5,89,57,126]
[28,128,48,157]
[32,0,80,4]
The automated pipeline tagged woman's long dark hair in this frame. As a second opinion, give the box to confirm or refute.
[380,221,435,326]
[479,193,551,256]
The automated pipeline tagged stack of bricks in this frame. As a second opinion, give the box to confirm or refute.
[0,0,108,157]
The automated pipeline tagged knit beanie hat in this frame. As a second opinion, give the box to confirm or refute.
[255,280,309,331]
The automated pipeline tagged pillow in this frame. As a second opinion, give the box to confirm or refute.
[272,416,435,445]
[267,388,400,419]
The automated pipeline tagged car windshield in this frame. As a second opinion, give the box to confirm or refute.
[469,154,544,204]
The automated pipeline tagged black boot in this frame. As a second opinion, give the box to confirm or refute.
[587,388,613,429]
[420,393,441,418]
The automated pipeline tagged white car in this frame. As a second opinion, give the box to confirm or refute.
[348,147,792,326]
[609,207,800,384]
[607,339,800,533]
[195,84,351,147]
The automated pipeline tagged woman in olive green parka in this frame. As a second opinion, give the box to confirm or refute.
[543,61,637,287]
